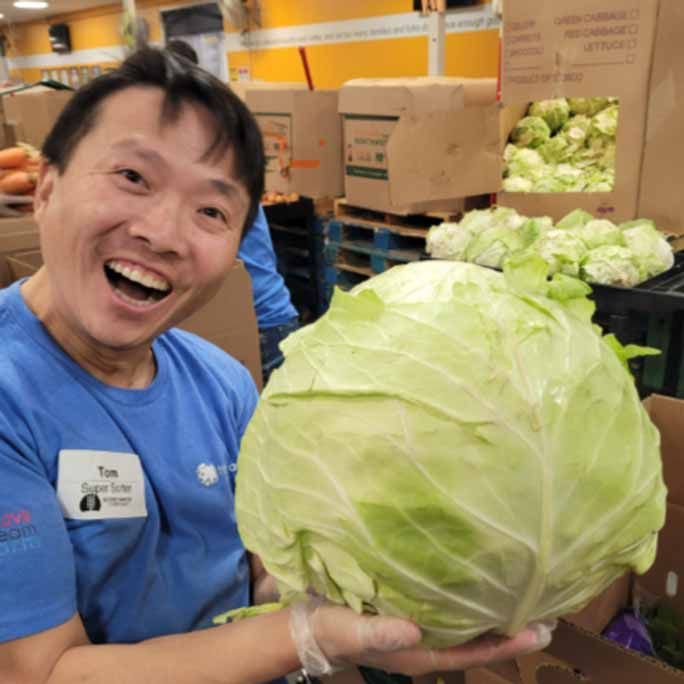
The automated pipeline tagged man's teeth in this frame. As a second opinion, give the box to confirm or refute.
[106,260,170,292]
[114,288,160,308]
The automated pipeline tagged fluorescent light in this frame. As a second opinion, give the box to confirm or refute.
[13,1,49,8]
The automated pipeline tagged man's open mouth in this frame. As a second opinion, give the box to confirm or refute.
[104,259,172,308]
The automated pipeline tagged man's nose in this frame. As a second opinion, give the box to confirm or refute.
[127,195,188,256]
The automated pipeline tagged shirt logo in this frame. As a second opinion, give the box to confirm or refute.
[196,463,219,487]
[0,509,41,556]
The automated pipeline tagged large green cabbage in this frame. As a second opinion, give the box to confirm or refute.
[235,259,666,647]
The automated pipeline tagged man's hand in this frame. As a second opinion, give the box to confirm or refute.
[291,601,554,677]
[249,554,280,605]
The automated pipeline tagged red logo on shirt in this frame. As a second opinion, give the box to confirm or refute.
[1,509,31,527]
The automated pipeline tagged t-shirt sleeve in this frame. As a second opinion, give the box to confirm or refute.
[0,410,77,642]
[236,368,259,440]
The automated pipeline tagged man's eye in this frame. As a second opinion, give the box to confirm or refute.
[200,207,226,222]
[117,168,144,185]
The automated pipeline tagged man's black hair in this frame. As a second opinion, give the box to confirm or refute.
[42,46,264,233]
[166,39,199,65]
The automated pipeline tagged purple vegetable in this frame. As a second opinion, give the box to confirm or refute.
[603,610,656,657]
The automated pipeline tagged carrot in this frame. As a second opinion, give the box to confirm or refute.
[0,147,30,169]
[17,142,40,160]
[0,171,36,195]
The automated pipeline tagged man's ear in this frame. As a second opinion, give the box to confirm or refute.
[33,158,57,221]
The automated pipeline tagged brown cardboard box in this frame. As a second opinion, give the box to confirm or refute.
[0,216,40,258]
[326,665,513,684]
[246,89,343,200]
[230,80,308,103]
[638,0,684,234]
[7,249,42,279]
[0,248,42,287]
[179,260,262,390]
[2,86,72,148]
[338,77,499,215]
[497,0,660,224]
[467,663,520,684]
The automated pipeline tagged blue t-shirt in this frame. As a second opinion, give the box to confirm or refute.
[0,281,259,644]
[238,205,298,329]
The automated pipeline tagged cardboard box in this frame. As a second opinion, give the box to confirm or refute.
[638,0,684,234]
[0,238,262,390]
[338,77,499,215]
[497,0,660,223]
[0,216,40,258]
[468,663,520,684]
[7,249,42,279]
[0,248,42,288]
[246,89,343,200]
[230,80,308,103]
[2,86,72,148]
[179,260,262,390]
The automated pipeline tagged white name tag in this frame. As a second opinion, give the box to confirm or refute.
[57,450,148,520]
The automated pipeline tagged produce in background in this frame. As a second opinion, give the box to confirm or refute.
[509,116,550,149]
[523,229,587,277]
[621,219,675,281]
[528,98,570,133]
[426,206,534,263]
[580,246,642,288]
[503,97,618,193]
[234,258,666,646]
[262,190,300,205]
[426,207,674,288]
[0,143,40,216]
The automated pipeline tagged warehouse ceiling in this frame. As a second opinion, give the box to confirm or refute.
[0,1,116,24]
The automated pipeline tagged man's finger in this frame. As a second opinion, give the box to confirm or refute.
[429,622,553,671]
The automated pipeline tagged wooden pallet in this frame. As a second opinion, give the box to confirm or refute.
[333,198,464,238]
[328,244,406,276]
[327,220,427,255]
[313,196,336,217]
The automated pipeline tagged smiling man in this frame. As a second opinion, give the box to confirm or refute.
[26,89,249,386]
[0,48,551,684]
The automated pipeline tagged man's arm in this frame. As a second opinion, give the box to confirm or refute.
[2,610,301,684]
[0,605,551,684]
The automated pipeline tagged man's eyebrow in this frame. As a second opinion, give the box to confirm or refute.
[209,178,241,200]
[110,140,167,166]
[110,139,244,202]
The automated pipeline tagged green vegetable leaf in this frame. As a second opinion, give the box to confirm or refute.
[213,602,283,625]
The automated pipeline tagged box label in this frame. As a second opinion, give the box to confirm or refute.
[504,5,645,89]
[255,112,292,176]
[344,115,398,181]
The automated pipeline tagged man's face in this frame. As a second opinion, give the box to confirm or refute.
[34,86,250,354]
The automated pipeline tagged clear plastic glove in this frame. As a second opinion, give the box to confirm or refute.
[289,599,555,677]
